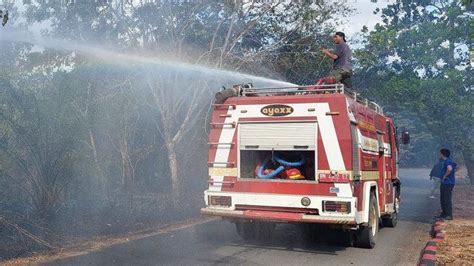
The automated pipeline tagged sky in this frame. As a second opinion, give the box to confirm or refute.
[341,0,392,44]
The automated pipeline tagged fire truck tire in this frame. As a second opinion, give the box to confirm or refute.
[355,193,378,248]
[382,196,399,228]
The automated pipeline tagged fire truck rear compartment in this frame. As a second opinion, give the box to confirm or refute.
[238,122,317,181]
[239,150,315,180]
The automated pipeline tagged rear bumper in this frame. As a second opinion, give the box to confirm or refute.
[201,207,356,225]
[202,190,357,225]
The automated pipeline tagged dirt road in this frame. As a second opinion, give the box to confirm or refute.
[44,169,436,266]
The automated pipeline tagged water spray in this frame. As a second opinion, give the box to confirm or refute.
[0,29,296,88]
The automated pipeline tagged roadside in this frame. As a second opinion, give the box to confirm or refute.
[0,191,205,264]
[2,216,217,265]
[436,180,474,265]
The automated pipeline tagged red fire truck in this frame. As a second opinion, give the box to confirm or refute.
[201,84,408,248]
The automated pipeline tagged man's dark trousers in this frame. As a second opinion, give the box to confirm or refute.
[440,184,454,217]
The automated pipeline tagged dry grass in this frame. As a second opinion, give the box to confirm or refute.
[436,184,474,266]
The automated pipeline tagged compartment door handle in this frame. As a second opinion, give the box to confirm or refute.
[294,145,309,149]
[245,145,259,149]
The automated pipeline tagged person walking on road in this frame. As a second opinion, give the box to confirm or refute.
[438,148,457,220]
[321,31,353,89]
[429,159,443,199]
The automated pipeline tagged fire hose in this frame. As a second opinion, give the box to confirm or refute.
[257,153,305,179]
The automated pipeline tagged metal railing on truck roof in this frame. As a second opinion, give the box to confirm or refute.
[239,83,383,114]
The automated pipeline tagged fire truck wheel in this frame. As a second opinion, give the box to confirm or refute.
[235,220,255,240]
[355,193,378,249]
[382,196,399,228]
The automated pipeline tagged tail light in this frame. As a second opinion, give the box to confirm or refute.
[208,196,232,207]
[323,201,351,213]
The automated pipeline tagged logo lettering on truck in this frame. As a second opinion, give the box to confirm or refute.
[260,104,294,116]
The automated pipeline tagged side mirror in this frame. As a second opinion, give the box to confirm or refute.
[401,131,410,145]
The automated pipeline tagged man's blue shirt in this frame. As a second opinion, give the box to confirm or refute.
[441,159,456,185]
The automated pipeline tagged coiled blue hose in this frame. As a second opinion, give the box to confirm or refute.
[256,153,305,179]
[274,153,305,167]
[257,158,285,179]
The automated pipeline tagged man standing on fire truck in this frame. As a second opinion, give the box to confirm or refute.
[321,32,353,89]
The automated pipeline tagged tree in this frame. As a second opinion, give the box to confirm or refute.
[23,0,352,193]
[0,8,8,26]
[0,76,79,220]
[355,0,474,182]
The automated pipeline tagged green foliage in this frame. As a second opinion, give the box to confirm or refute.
[23,1,350,81]
[0,75,80,220]
[355,0,473,178]
[0,9,8,26]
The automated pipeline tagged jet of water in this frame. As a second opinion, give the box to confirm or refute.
[0,29,296,88]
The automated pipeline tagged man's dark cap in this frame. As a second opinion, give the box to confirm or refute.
[335,31,346,42]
